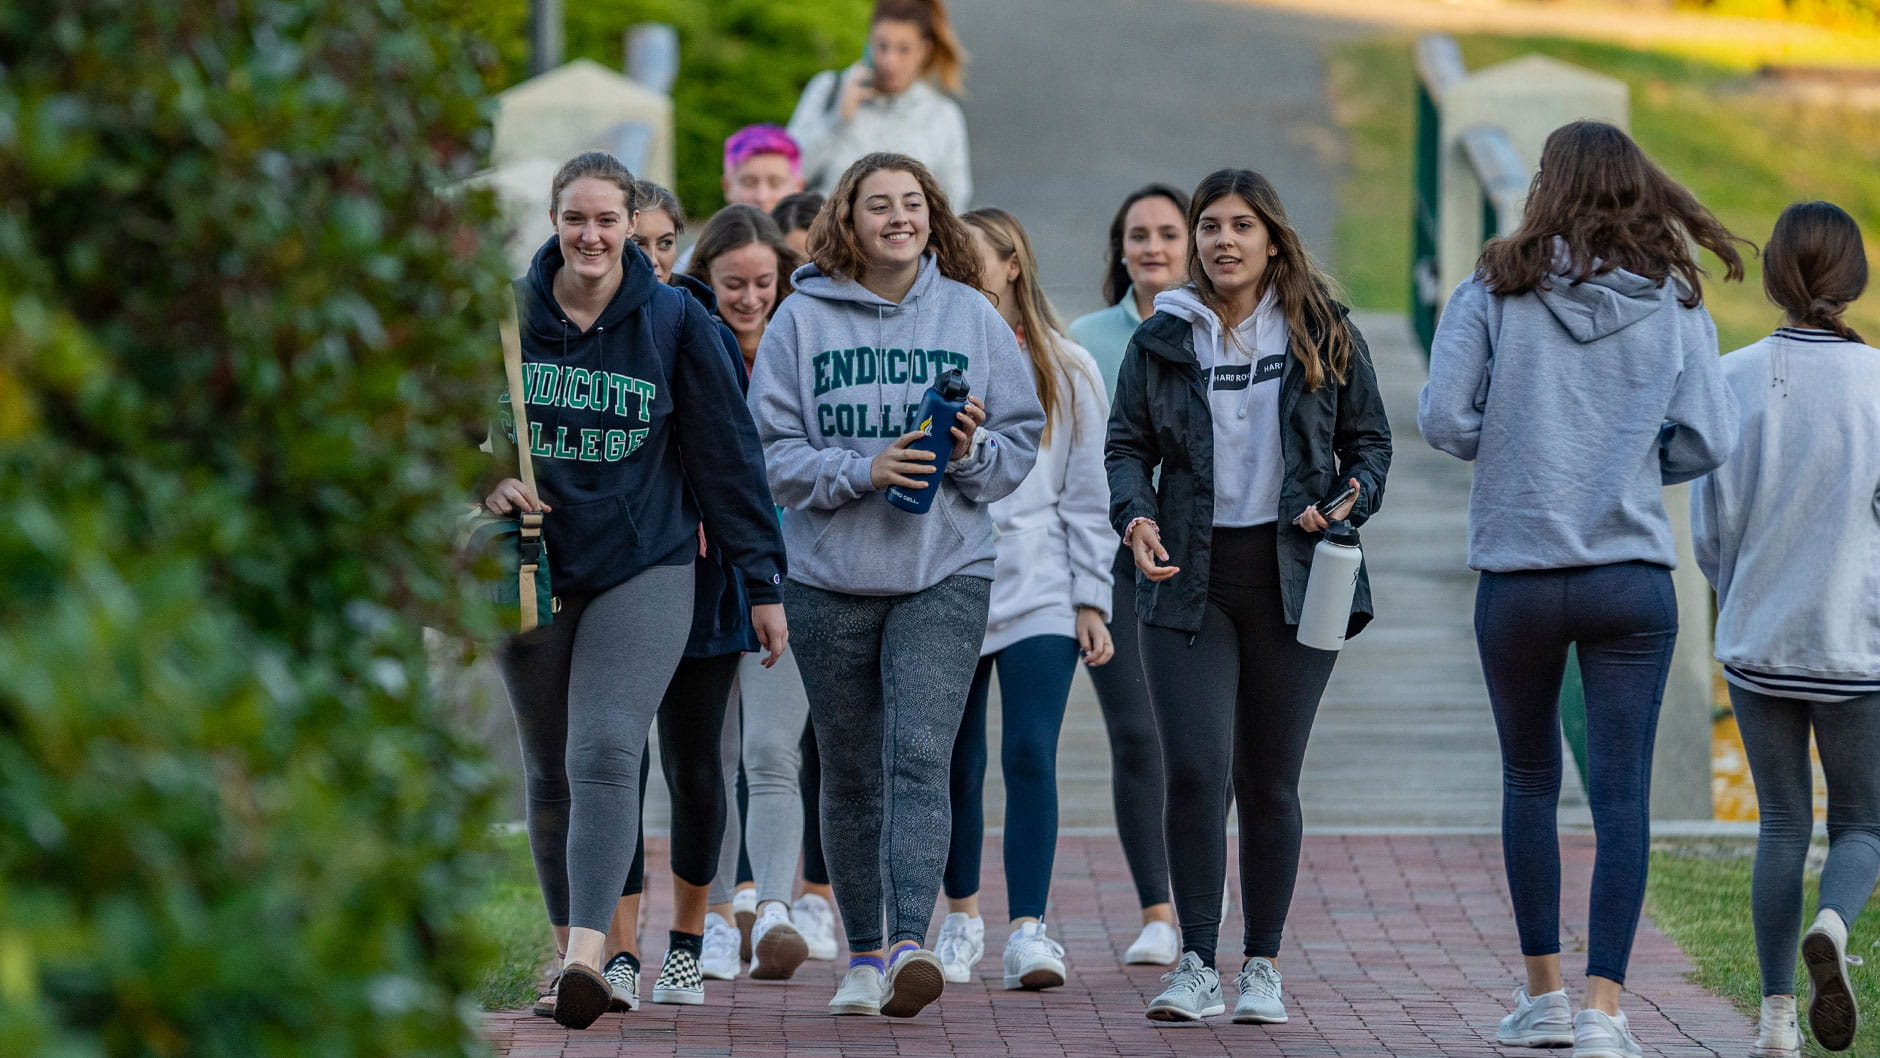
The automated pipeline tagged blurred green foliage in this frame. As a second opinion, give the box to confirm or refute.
[444,0,870,219]
[0,1,515,1054]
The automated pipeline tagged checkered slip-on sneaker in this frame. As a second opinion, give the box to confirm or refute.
[651,947,706,1006]
[603,953,640,1012]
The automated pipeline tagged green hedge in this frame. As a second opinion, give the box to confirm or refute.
[1679,0,1879,33]
[0,1,513,1055]
[449,0,870,218]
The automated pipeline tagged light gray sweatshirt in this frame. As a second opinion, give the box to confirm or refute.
[1692,328,1880,692]
[1419,269,1737,572]
[787,74,972,208]
[747,255,1044,596]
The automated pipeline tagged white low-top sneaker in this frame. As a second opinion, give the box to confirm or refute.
[828,963,885,1016]
[1002,920,1067,990]
[1124,920,1180,966]
[1571,1008,1642,1058]
[1750,993,1800,1057]
[935,912,984,984]
[699,911,741,981]
[1232,956,1289,1024]
[792,892,839,961]
[749,902,808,981]
[1803,908,1861,1051]
[1146,951,1225,1021]
[881,948,945,1018]
[1496,987,1573,1047]
[732,886,758,962]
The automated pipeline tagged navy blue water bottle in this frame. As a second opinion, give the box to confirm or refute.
[886,368,971,514]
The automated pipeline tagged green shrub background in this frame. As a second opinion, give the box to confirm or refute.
[446,0,870,219]
[0,1,514,1055]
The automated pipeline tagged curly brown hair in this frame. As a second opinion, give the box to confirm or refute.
[1186,168,1354,392]
[1477,121,1750,309]
[806,152,979,289]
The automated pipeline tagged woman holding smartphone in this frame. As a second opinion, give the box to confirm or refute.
[1693,201,1879,1058]
[1105,168,1391,1024]
[1067,182,1191,966]
[747,152,1042,1019]
[787,0,972,207]
[1422,121,1743,1058]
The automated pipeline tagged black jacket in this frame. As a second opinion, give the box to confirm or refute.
[1104,305,1392,636]
[669,271,773,657]
[507,236,786,605]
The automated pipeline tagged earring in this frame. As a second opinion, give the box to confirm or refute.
[1268,248,1277,257]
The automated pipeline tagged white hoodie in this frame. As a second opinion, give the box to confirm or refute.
[982,336,1114,655]
[1153,285,1287,527]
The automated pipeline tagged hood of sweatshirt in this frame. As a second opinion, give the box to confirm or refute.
[745,253,1046,596]
[1152,284,1217,351]
[669,270,721,316]
[1535,266,1667,344]
[522,234,659,345]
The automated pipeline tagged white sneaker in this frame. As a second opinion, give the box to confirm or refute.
[1571,1008,1642,1058]
[1803,908,1861,1051]
[1146,951,1224,1021]
[1232,956,1289,1024]
[699,911,740,980]
[732,886,758,962]
[1002,920,1067,990]
[935,912,984,984]
[881,947,946,1018]
[1496,987,1573,1046]
[792,892,839,961]
[828,962,885,1016]
[1124,920,1180,966]
[749,902,808,980]
[1750,994,1800,1057]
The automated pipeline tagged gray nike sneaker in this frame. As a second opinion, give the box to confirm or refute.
[1232,957,1289,1024]
[1146,951,1225,1021]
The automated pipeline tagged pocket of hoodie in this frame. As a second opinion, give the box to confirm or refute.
[546,493,642,596]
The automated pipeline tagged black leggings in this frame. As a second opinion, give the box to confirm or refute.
[622,651,741,894]
[1085,546,1169,909]
[799,720,829,886]
[1138,525,1338,964]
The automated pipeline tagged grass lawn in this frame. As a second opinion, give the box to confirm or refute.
[471,829,552,1011]
[1649,844,1880,1055]
[1325,33,1880,351]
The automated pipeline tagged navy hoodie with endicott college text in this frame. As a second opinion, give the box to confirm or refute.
[502,235,786,602]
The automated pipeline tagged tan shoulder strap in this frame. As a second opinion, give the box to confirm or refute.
[499,301,536,492]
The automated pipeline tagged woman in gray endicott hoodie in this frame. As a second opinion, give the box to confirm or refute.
[1692,201,1880,1058]
[1421,121,1747,1058]
[745,152,1043,1020]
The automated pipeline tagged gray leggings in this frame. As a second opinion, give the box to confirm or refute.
[496,564,693,932]
[705,650,814,908]
[1732,685,1880,996]
[786,575,992,952]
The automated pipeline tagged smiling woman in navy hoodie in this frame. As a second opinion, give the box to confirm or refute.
[483,152,788,1031]
[746,152,1043,1020]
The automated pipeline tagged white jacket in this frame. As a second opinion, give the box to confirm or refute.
[787,73,972,208]
[1692,328,1880,689]
[982,337,1114,655]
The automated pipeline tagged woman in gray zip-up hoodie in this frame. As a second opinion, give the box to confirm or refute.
[1692,201,1880,1057]
[1421,121,1746,1056]
[745,152,1043,1019]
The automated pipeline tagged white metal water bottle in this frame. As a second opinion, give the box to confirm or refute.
[1296,520,1362,651]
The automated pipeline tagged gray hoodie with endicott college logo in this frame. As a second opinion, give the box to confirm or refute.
[747,255,1045,596]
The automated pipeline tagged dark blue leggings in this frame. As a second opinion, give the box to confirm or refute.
[1475,561,1678,985]
[944,634,1082,920]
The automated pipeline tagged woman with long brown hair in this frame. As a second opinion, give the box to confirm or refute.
[1105,167,1391,1024]
[746,152,1043,1018]
[786,0,973,207]
[1693,201,1878,1057]
[935,206,1114,991]
[1421,120,1745,1057]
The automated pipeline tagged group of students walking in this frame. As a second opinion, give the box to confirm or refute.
[475,1,1877,1054]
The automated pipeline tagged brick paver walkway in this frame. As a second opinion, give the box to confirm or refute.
[483,832,1750,1056]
